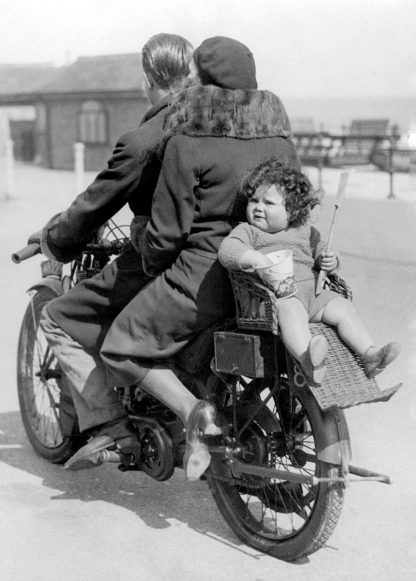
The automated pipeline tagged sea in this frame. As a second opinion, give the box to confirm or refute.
[283,96,415,134]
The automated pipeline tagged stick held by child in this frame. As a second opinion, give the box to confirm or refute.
[218,159,400,385]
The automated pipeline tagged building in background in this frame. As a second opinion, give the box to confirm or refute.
[0,54,147,170]
[0,63,57,161]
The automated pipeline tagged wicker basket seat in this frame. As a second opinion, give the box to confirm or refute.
[228,270,401,411]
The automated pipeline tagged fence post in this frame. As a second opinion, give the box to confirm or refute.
[409,149,416,175]
[74,142,85,192]
[5,139,15,200]
[388,125,398,199]
[317,129,324,189]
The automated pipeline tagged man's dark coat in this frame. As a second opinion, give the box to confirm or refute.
[45,97,169,351]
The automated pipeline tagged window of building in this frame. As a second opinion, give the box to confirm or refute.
[78,100,107,144]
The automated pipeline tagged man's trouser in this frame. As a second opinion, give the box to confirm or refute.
[39,245,151,432]
[40,306,126,432]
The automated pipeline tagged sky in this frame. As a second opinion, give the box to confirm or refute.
[0,0,415,99]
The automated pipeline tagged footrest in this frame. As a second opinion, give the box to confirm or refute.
[348,464,392,484]
[306,324,402,411]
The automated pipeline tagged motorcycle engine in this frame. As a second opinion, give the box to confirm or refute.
[132,417,177,481]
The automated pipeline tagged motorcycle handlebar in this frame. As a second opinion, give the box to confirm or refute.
[86,239,124,253]
[11,243,41,264]
[12,237,125,264]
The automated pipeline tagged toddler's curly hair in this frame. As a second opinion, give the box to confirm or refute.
[240,158,322,228]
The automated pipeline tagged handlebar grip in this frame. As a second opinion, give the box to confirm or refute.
[11,243,41,264]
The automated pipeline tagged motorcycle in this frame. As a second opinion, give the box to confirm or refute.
[12,220,401,562]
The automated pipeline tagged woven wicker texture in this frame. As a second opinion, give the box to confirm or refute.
[229,269,401,410]
[308,324,400,411]
[229,270,280,334]
[228,270,352,335]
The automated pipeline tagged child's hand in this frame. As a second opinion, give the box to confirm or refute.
[319,251,338,272]
[254,253,273,268]
[239,250,271,270]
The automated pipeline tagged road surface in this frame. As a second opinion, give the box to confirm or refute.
[0,164,415,581]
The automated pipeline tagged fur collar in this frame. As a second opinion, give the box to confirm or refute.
[162,85,292,150]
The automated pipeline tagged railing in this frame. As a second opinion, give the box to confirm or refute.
[293,126,415,199]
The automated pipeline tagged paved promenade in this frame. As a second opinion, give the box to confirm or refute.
[0,162,415,581]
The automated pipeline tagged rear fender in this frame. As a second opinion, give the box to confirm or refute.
[289,352,352,467]
[314,404,351,467]
[27,276,64,297]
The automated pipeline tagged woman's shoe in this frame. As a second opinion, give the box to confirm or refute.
[362,343,401,378]
[302,335,328,385]
[184,400,221,481]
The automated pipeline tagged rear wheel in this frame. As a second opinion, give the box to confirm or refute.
[17,287,80,463]
[206,375,345,561]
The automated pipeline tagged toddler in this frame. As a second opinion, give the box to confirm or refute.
[218,159,400,384]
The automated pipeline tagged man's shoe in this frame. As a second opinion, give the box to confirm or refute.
[64,435,115,470]
[64,418,140,470]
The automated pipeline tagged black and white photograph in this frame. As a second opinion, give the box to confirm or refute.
[1,1,415,579]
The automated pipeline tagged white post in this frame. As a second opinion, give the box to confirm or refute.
[5,139,14,200]
[74,142,85,192]
[408,151,416,197]
[409,151,416,174]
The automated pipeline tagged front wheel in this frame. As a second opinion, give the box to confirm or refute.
[206,376,345,561]
[17,287,81,463]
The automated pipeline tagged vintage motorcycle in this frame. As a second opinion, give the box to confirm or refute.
[12,220,400,562]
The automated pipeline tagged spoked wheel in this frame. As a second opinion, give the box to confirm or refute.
[17,287,80,463]
[206,375,345,561]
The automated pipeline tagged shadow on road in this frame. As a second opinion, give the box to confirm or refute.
[0,410,266,560]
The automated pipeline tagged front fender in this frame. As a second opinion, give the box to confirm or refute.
[27,276,64,297]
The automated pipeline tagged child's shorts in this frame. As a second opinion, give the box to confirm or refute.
[292,277,342,321]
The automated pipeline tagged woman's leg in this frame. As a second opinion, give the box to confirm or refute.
[138,365,198,424]
[138,366,221,481]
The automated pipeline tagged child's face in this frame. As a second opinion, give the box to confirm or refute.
[246,184,289,233]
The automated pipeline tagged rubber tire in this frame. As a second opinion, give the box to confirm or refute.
[17,287,79,464]
[206,381,345,561]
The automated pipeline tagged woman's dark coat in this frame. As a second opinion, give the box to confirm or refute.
[100,85,301,385]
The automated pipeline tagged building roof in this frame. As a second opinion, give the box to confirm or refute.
[0,64,58,95]
[291,117,317,134]
[348,119,390,136]
[37,53,144,94]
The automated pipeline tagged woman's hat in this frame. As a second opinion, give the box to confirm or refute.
[194,36,257,90]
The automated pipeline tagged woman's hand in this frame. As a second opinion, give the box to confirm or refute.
[318,251,338,272]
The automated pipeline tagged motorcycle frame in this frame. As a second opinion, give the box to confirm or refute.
[26,252,392,487]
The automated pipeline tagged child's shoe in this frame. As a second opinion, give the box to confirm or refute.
[303,335,328,385]
[362,343,401,378]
